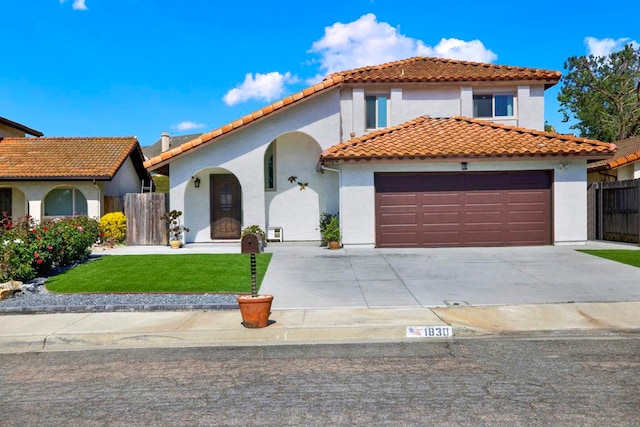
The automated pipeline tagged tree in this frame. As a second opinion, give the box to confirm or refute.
[558,44,640,142]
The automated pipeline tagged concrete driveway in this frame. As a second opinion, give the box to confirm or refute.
[259,241,640,310]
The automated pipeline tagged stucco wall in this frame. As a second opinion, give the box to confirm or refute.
[0,123,26,137]
[2,181,101,222]
[338,159,588,247]
[104,157,142,196]
[169,89,341,242]
[341,83,548,140]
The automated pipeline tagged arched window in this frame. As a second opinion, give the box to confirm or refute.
[0,188,11,217]
[264,141,276,190]
[44,188,88,217]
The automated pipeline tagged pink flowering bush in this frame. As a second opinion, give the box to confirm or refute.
[0,213,100,282]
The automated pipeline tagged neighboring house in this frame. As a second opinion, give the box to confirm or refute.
[0,115,43,138]
[0,136,151,223]
[144,56,615,247]
[142,131,204,162]
[587,136,640,182]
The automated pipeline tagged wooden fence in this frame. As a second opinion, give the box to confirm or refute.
[104,196,124,214]
[590,179,640,243]
[124,193,169,245]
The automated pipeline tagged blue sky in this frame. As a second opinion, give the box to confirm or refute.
[2,1,639,146]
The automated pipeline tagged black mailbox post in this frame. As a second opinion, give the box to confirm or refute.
[241,233,263,297]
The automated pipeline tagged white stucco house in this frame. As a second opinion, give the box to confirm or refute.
[0,135,151,223]
[144,57,615,247]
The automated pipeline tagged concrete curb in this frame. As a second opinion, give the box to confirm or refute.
[1,302,639,354]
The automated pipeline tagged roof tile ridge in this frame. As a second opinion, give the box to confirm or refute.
[330,57,424,78]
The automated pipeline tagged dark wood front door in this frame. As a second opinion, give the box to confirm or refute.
[210,174,242,239]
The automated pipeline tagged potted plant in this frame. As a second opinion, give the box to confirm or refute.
[319,212,336,247]
[163,210,189,249]
[322,216,341,249]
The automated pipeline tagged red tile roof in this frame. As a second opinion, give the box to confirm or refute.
[144,57,562,171]
[321,116,615,162]
[144,76,343,171]
[0,137,145,180]
[587,136,640,171]
[332,56,561,85]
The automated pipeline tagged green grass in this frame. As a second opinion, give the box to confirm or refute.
[45,253,272,293]
[578,249,640,268]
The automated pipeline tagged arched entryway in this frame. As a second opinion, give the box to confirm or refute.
[210,174,242,239]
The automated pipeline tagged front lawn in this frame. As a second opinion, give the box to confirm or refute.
[578,249,640,268]
[45,254,272,293]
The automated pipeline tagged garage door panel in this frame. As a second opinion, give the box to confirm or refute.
[465,230,504,245]
[506,230,548,245]
[423,231,463,246]
[422,192,462,206]
[508,191,546,204]
[423,212,461,225]
[508,210,548,223]
[379,213,419,225]
[465,211,504,224]
[379,231,420,247]
[376,171,551,247]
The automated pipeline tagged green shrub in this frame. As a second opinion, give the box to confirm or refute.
[322,216,341,242]
[242,225,266,242]
[100,212,127,243]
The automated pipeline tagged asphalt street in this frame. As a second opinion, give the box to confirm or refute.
[1,339,638,426]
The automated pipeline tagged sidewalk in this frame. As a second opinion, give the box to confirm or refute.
[2,302,640,354]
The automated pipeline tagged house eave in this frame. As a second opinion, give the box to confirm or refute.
[321,153,614,165]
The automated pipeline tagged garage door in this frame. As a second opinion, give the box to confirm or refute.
[375,171,552,247]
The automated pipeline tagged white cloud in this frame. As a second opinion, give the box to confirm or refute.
[222,13,497,105]
[60,0,88,10]
[585,36,639,57]
[173,121,206,132]
[223,72,298,106]
[308,13,497,81]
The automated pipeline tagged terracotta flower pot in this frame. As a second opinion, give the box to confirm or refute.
[236,294,274,328]
[328,241,340,250]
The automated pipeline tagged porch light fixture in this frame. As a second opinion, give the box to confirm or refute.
[461,162,468,171]
[193,176,201,188]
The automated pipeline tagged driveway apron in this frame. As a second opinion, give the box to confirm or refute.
[259,242,640,310]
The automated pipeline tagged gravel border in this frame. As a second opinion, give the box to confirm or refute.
[0,281,240,315]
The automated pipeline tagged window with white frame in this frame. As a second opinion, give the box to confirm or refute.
[365,95,388,129]
[473,94,515,118]
[44,188,88,217]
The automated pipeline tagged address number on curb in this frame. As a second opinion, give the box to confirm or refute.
[406,326,453,338]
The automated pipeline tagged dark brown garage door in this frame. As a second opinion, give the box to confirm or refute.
[375,171,552,247]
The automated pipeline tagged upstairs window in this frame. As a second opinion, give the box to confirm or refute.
[473,94,514,118]
[365,95,388,129]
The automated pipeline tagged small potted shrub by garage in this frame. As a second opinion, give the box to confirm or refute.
[323,216,341,249]
[163,210,189,249]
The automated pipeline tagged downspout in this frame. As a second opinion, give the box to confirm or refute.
[92,179,102,219]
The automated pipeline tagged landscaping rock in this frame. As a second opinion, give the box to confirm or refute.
[0,281,23,300]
